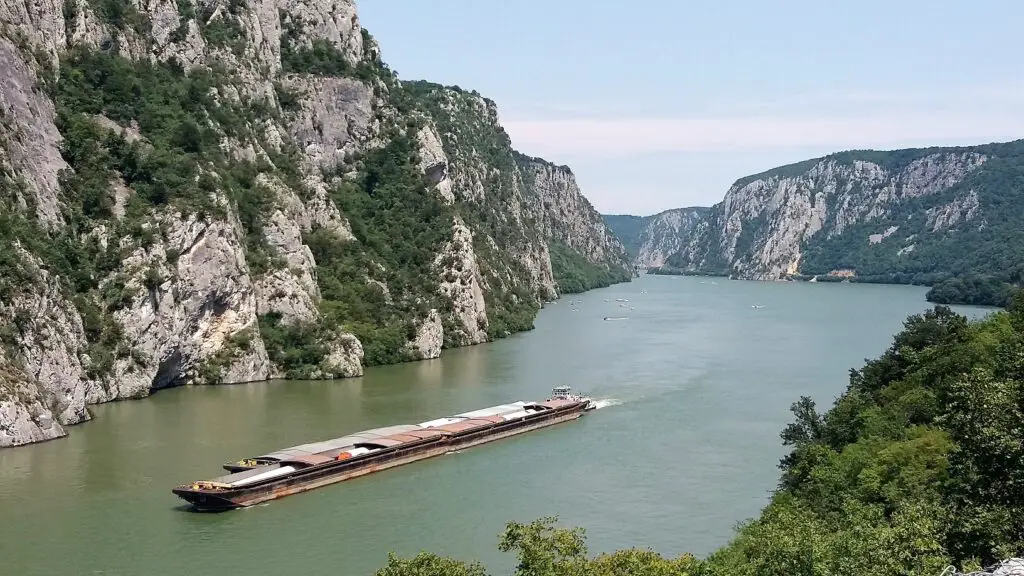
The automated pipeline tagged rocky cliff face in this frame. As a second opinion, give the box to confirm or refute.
[0,0,630,446]
[404,81,633,301]
[604,208,708,268]
[660,142,1024,284]
[635,208,707,269]
[516,154,631,270]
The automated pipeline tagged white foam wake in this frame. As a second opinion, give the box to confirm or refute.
[591,398,623,410]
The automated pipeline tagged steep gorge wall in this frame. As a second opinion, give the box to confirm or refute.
[0,0,630,446]
[604,208,708,268]
[516,154,630,268]
[662,143,1024,283]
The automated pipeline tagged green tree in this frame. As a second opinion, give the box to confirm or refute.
[375,553,488,576]
[498,517,589,576]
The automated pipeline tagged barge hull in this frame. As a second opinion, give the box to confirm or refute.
[174,403,585,511]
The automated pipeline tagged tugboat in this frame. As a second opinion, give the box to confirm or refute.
[548,385,597,411]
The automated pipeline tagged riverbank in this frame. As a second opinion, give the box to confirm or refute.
[646,266,1010,308]
[1,277,636,450]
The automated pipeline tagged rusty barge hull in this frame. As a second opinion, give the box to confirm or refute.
[173,399,588,511]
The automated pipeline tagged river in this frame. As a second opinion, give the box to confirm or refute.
[0,275,992,575]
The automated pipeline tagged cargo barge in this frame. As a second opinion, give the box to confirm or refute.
[172,386,595,511]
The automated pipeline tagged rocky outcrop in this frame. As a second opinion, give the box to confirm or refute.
[98,211,272,397]
[407,83,630,304]
[635,208,707,268]
[516,155,631,271]
[3,249,91,426]
[926,190,980,232]
[0,0,630,447]
[253,177,321,324]
[0,352,66,447]
[407,309,443,360]
[435,219,489,346]
[415,124,454,204]
[279,0,364,64]
[321,332,363,378]
[285,76,376,172]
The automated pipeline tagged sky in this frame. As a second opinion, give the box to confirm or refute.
[357,0,1024,216]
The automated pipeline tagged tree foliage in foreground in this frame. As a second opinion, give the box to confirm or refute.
[378,298,1024,575]
[375,517,706,576]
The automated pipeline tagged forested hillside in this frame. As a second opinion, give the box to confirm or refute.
[0,0,630,447]
[375,302,1024,575]
[602,214,648,256]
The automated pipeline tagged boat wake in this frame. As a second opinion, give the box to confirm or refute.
[591,398,624,410]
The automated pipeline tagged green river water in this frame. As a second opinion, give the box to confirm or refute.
[0,275,991,575]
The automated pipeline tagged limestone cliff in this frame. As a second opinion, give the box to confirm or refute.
[516,154,631,273]
[404,81,633,301]
[657,142,1024,284]
[604,208,708,268]
[0,0,630,446]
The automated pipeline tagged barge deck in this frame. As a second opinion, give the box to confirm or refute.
[173,386,595,511]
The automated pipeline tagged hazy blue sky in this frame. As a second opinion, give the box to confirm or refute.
[358,0,1022,216]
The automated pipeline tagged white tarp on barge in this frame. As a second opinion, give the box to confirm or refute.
[255,425,421,461]
[454,402,528,419]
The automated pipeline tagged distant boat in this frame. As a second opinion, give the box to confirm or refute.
[751,305,765,309]
[615,298,630,302]
[604,316,628,321]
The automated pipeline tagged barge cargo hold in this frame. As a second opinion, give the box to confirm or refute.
[172,387,595,511]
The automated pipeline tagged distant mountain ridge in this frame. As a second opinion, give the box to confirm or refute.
[603,207,708,268]
[605,140,1024,303]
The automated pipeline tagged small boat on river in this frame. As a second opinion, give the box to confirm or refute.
[172,386,595,511]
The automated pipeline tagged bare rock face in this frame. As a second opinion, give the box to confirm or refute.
[407,309,443,360]
[286,76,376,172]
[321,332,364,378]
[253,177,321,325]
[0,38,67,228]
[415,124,454,204]
[518,156,630,269]
[278,0,363,64]
[633,208,707,268]
[2,250,91,427]
[99,211,271,398]
[926,190,980,232]
[0,0,67,63]
[516,241,558,302]
[0,352,66,447]
[435,219,489,346]
[302,177,356,241]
